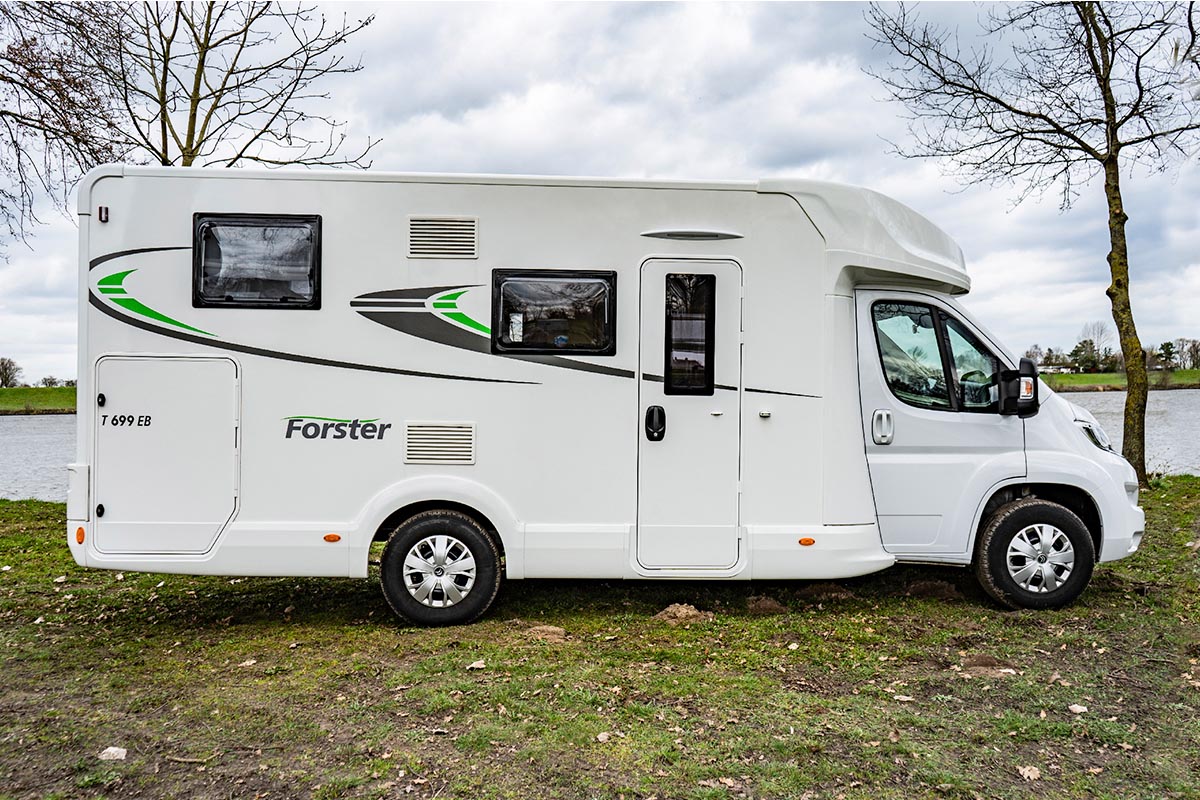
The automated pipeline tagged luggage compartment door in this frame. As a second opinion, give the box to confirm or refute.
[94,357,239,554]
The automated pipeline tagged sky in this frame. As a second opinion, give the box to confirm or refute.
[1,1,1197,382]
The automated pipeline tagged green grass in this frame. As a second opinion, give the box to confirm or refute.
[2,478,1199,798]
[1045,369,1200,391]
[0,385,76,412]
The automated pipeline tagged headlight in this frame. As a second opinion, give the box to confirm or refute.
[1076,420,1114,452]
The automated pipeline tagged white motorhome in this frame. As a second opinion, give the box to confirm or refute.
[66,166,1144,624]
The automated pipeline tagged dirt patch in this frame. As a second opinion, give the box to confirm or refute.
[654,603,714,624]
[959,652,1019,679]
[746,595,788,615]
[796,582,855,602]
[525,624,567,643]
[904,579,964,601]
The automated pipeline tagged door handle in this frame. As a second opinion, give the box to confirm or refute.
[645,405,666,441]
[871,409,894,445]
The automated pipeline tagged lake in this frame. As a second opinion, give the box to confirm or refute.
[1,389,1197,501]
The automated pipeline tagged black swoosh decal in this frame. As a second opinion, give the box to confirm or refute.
[89,246,190,271]
[356,285,482,301]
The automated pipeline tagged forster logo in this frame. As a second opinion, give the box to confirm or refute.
[284,416,392,440]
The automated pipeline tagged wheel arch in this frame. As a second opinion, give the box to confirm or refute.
[971,482,1103,563]
[351,476,523,579]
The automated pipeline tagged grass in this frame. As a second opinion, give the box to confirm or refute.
[0,386,76,413]
[2,478,1199,799]
[1044,369,1200,391]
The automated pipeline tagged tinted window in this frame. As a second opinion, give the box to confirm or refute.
[872,302,951,410]
[193,214,320,309]
[941,312,1001,412]
[492,270,616,355]
[665,274,715,395]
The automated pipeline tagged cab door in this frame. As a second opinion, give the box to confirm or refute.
[856,290,1025,558]
[636,259,742,569]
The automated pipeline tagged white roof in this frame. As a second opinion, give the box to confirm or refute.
[78,165,969,293]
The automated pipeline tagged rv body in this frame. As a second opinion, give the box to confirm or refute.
[66,166,1144,622]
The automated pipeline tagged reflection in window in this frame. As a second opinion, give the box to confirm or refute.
[872,302,951,409]
[665,274,715,395]
[941,312,1001,412]
[194,214,320,308]
[492,271,615,354]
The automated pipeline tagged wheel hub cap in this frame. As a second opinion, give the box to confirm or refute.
[402,534,476,608]
[1006,523,1074,593]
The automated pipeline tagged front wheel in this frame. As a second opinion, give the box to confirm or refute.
[974,498,1095,610]
[379,509,502,626]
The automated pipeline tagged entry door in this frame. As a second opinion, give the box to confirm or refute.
[856,290,1025,557]
[637,260,742,569]
[94,357,239,553]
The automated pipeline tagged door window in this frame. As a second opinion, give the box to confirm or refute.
[940,312,1001,412]
[664,274,715,395]
[871,302,952,409]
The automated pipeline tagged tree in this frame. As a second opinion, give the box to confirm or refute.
[1186,339,1200,370]
[0,356,21,387]
[0,4,122,243]
[866,2,1200,485]
[1023,344,1044,363]
[1080,320,1113,354]
[1159,340,1177,370]
[1069,338,1101,373]
[38,375,59,387]
[91,2,378,167]
[0,2,377,243]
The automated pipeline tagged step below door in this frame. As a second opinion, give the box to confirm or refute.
[94,357,239,554]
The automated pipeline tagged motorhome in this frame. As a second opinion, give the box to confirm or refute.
[66,166,1144,625]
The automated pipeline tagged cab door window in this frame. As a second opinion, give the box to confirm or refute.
[871,302,952,410]
[940,311,1001,413]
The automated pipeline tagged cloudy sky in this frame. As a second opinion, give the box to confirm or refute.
[1,1,1197,381]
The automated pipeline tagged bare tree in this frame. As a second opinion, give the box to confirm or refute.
[1080,320,1113,354]
[0,356,22,387]
[90,2,379,167]
[866,2,1200,485]
[0,4,123,243]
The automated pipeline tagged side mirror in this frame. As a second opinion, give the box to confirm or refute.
[999,357,1039,417]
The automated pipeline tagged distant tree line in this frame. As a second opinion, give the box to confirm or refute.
[0,356,74,388]
[1024,322,1200,373]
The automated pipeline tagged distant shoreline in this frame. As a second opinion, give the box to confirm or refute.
[1053,382,1200,393]
[0,408,75,416]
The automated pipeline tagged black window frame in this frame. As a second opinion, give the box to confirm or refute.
[937,310,1003,414]
[192,212,322,310]
[870,299,1007,414]
[490,269,617,356]
[664,273,717,396]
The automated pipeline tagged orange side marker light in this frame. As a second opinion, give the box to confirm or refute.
[75,527,85,544]
[798,537,815,547]
[323,533,342,543]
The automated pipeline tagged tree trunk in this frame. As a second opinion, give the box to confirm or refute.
[1101,158,1148,485]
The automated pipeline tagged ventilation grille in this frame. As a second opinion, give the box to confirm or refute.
[405,422,476,465]
[408,216,478,259]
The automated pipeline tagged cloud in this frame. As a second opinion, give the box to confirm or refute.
[1,1,1196,381]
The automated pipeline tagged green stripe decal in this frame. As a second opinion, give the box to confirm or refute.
[443,311,491,335]
[283,416,380,423]
[437,290,469,302]
[432,301,457,309]
[98,269,136,287]
[98,287,128,295]
[111,297,215,337]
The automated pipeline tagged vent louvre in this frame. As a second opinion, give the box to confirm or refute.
[408,217,478,259]
[405,422,476,465]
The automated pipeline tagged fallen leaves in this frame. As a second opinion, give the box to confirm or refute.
[99,746,127,761]
[466,659,486,671]
[1069,704,1089,714]
[1017,765,1041,781]
[654,604,714,624]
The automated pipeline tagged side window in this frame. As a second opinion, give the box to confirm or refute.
[664,274,715,395]
[193,214,320,309]
[491,270,616,355]
[871,302,952,410]
[940,312,1001,412]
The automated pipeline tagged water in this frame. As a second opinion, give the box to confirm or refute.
[1067,389,1200,476]
[0,391,1196,502]
[0,414,75,502]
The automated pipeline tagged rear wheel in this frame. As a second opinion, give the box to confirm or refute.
[379,509,502,626]
[974,498,1095,610]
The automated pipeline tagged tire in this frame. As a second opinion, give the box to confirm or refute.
[974,498,1096,610]
[379,509,502,626]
